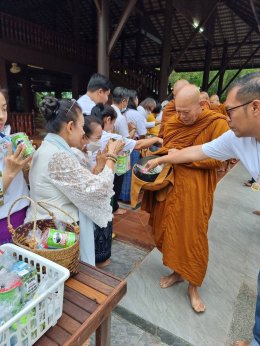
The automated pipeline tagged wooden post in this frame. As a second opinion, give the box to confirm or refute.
[0,57,8,88]
[97,0,109,77]
[159,1,173,101]
[202,41,212,91]
[217,41,228,96]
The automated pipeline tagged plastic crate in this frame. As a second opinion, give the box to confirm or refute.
[0,243,70,346]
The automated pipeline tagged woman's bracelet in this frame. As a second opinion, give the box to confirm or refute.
[106,157,117,163]
[106,153,117,160]
[106,154,117,163]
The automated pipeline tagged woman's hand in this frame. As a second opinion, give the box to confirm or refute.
[107,139,125,155]
[3,143,32,192]
[5,143,32,176]
[128,122,136,132]
[96,150,106,170]
[156,137,163,145]
[144,158,160,172]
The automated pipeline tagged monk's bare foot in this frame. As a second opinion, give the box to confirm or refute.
[114,208,127,215]
[253,210,260,215]
[233,341,250,346]
[188,284,206,313]
[160,272,183,288]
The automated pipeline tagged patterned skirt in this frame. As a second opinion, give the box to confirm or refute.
[119,150,140,202]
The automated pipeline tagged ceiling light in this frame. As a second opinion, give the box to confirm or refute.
[27,64,44,70]
[10,63,21,74]
[193,20,199,28]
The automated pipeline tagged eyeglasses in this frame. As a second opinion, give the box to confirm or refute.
[65,99,76,115]
[226,100,253,118]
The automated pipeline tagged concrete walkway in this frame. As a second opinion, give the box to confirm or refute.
[117,163,260,346]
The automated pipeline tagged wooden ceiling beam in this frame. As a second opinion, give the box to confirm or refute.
[221,43,260,95]
[207,28,254,88]
[170,0,219,71]
[108,0,138,55]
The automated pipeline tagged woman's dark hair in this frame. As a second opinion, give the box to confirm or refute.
[0,87,8,103]
[153,103,162,114]
[83,115,102,137]
[127,89,138,110]
[90,103,117,129]
[39,96,82,133]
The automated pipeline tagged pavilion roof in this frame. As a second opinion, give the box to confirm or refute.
[0,0,259,72]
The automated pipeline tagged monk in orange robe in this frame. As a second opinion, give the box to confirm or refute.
[159,79,189,138]
[200,91,228,116]
[142,85,229,312]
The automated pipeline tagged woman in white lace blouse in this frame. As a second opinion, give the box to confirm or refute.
[25,97,123,237]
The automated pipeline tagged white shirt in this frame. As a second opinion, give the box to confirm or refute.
[137,105,155,129]
[101,131,136,153]
[0,127,29,218]
[202,130,260,181]
[77,94,96,115]
[125,109,147,138]
[0,158,29,219]
[112,104,129,137]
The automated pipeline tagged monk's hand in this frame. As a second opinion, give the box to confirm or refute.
[144,158,160,172]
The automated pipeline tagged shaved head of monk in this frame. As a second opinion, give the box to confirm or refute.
[173,79,189,98]
[209,94,220,106]
[199,91,210,103]
[175,84,202,125]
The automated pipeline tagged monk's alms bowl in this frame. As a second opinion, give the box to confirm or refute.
[133,155,165,182]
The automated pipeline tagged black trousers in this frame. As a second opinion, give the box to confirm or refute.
[112,174,124,213]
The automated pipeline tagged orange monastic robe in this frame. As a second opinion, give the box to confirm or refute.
[143,110,229,286]
[158,99,177,138]
[202,102,228,116]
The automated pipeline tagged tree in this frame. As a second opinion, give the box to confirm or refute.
[169,68,260,102]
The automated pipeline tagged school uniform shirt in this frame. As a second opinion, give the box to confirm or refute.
[77,94,96,115]
[112,104,129,137]
[125,108,147,138]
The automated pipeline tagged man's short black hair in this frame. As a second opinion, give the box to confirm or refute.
[87,73,113,92]
[112,87,129,104]
[227,72,260,103]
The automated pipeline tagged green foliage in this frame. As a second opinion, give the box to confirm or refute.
[35,91,72,107]
[169,68,260,102]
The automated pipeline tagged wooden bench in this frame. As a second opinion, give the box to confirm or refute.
[35,262,127,346]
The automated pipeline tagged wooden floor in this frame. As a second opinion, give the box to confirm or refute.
[113,162,237,250]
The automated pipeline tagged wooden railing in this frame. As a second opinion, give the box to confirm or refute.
[110,62,160,98]
[0,12,87,61]
[8,112,34,137]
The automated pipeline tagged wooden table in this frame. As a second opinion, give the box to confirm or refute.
[35,262,127,346]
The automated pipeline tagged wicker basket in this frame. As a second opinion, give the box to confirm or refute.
[8,196,80,275]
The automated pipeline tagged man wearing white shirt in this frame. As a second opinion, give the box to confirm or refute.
[144,72,260,346]
[112,87,130,138]
[77,73,112,115]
